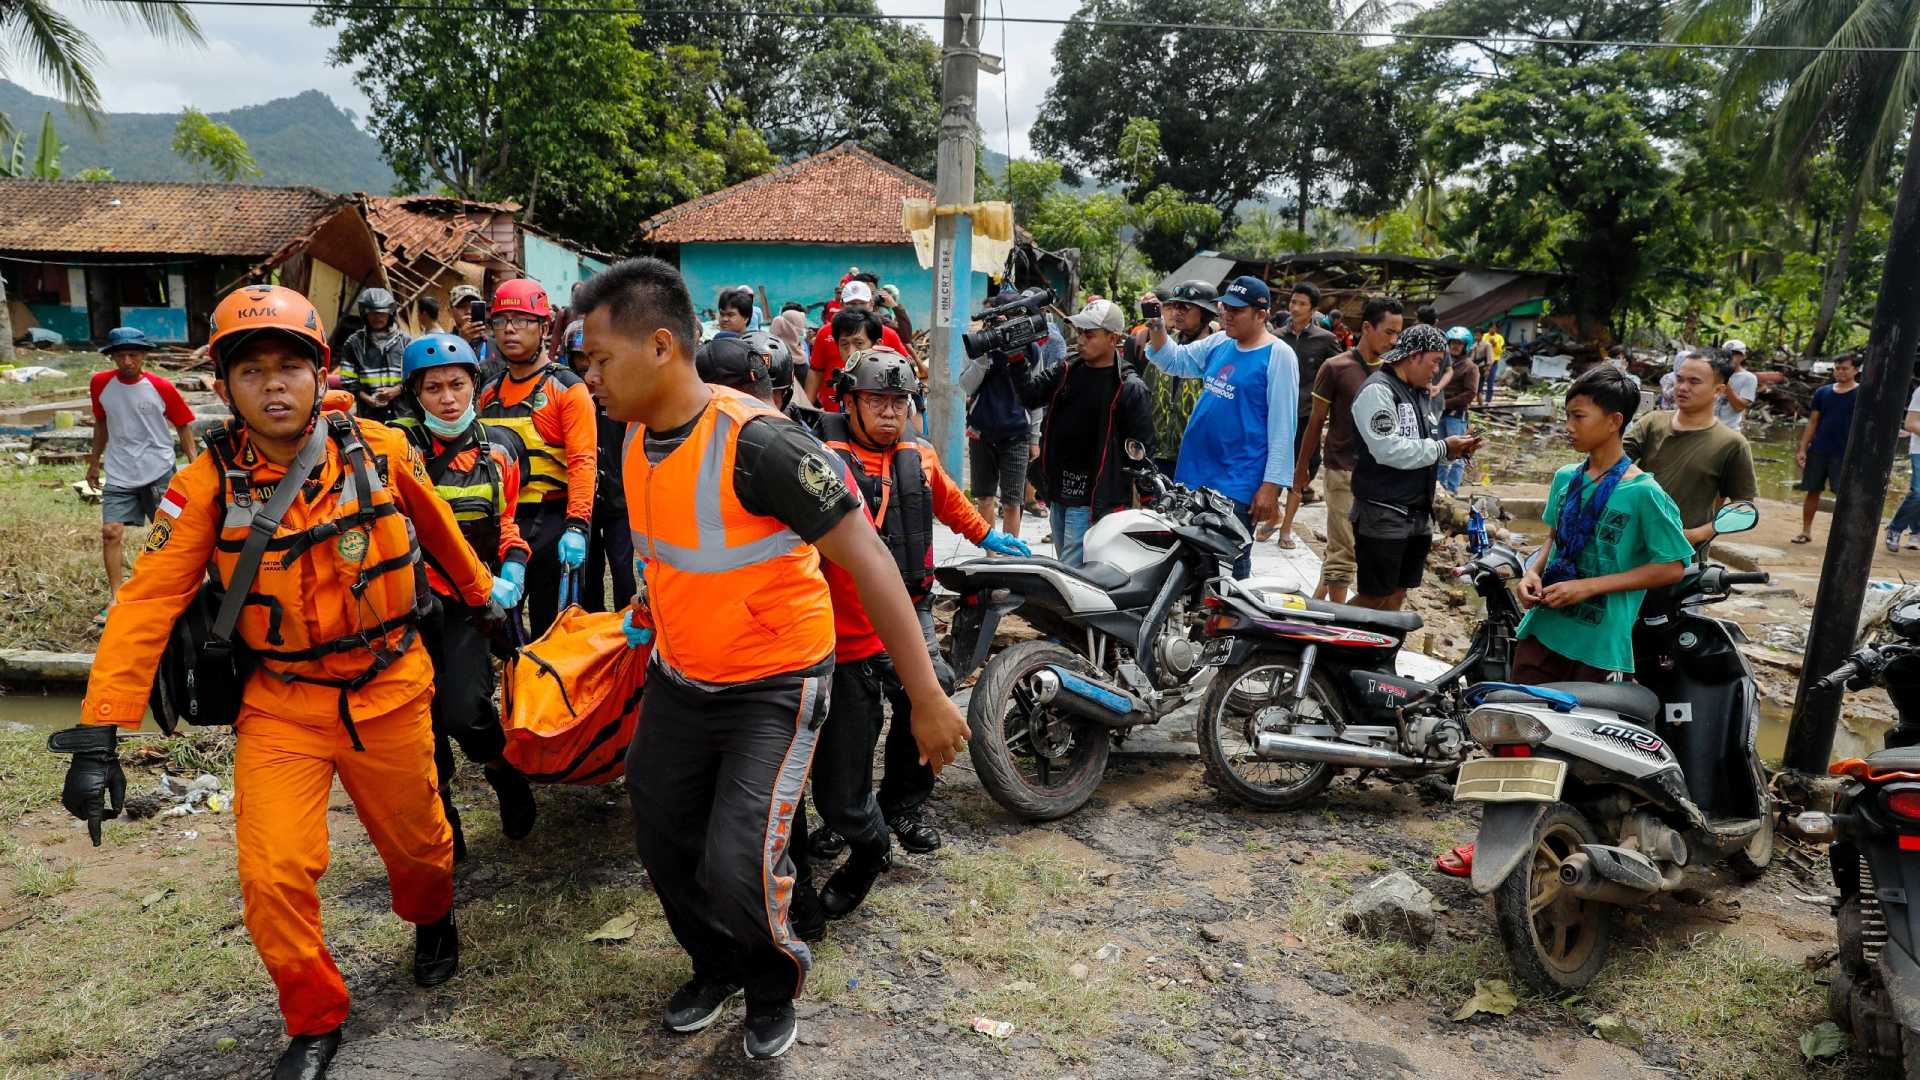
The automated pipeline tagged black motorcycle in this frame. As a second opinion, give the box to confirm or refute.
[1804,603,1920,1076]
[1191,540,1527,809]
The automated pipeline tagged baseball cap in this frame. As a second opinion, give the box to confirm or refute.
[1069,299,1125,334]
[842,280,875,304]
[1721,339,1747,354]
[1218,276,1271,309]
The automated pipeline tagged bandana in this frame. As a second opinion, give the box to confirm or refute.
[1380,324,1449,365]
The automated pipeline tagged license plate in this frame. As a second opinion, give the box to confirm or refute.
[1454,757,1567,803]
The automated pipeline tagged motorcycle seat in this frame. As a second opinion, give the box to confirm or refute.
[1301,598,1424,635]
[1523,681,1660,724]
[968,556,1131,592]
[1865,746,1920,771]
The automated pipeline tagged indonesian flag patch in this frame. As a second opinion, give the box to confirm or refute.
[157,489,187,519]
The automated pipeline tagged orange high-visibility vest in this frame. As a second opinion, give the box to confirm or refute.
[625,386,836,684]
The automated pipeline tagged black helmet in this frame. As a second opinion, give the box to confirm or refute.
[835,347,920,399]
[1167,279,1220,314]
[355,287,397,315]
[740,330,794,393]
[695,335,770,399]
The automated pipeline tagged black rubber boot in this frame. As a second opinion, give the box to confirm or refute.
[790,875,827,942]
[413,911,459,987]
[808,824,848,861]
[485,765,536,840]
[821,843,892,919]
[273,1027,342,1080]
[442,787,467,865]
[888,811,942,854]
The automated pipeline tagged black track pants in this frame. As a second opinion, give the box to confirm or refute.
[878,602,951,822]
[626,662,829,1006]
[807,658,891,859]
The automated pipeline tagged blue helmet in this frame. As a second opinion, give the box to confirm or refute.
[1445,326,1475,347]
[402,332,481,384]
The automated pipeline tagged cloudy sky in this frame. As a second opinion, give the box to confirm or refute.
[14,0,1074,159]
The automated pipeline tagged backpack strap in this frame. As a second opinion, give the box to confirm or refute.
[209,420,332,645]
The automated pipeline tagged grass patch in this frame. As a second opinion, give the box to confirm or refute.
[0,463,107,651]
[0,350,97,410]
[0,728,66,820]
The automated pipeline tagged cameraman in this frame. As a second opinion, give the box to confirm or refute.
[960,287,1047,539]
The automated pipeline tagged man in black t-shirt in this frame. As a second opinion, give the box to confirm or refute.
[1011,299,1154,566]
[575,257,969,1061]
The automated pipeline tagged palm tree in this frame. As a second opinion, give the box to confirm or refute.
[1,0,202,117]
[1667,0,1920,356]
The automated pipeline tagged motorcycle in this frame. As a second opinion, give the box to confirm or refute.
[937,440,1249,821]
[1191,538,1528,809]
[1454,501,1775,991]
[1798,606,1920,1077]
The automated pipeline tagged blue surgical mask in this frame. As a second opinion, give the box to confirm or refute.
[423,404,475,439]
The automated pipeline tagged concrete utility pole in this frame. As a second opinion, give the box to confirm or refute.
[1785,107,1920,774]
[0,271,14,364]
[926,0,982,469]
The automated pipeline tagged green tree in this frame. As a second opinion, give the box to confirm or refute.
[314,0,773,250]
[0,0,199,117]
[1,110,64,178]
[171,107,261,182]
[1224,207,1312,254]
[1668,0,1920,356]
[73,164,110,180]
[634,0,942,173]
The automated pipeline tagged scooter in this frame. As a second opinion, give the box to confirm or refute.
[1798,604,1920,1077]
[1454,501,1776,991]
[937,440,1249,821]
[1190,539,1528,809]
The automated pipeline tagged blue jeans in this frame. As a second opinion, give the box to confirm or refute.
[1439,413,1468,494]
[1050,503,1093,567]
[1890,455,1920,537]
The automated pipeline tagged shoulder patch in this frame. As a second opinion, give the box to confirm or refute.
[797,450,850,508]
[145,517,173,552]
[1369,410,1396,437]
[407,444,430,484]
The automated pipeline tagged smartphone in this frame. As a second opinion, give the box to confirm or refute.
[468,299,490,324]
[1141,300,1161,319]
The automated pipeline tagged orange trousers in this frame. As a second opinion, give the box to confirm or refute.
[231,688,453,1036]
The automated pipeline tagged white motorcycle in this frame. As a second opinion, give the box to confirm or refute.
[936,441,1250,820]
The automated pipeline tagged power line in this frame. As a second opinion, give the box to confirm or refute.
[94,0,1920,55]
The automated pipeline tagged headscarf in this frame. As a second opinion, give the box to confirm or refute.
[772,309,809,361]
[1380,323,1449,364]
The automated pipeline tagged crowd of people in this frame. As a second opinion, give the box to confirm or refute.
[57,254,1897,1079]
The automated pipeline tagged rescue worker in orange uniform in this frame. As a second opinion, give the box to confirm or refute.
[574,257,970,1060]
[477,278,597,637]
[397,332,537,856]
[49,286,497,1080]
[803,348,1029,909]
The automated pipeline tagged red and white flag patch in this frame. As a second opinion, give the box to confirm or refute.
[157,490,187,519]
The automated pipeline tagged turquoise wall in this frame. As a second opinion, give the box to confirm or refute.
[524,233,610,310]
[25,303,88,343]
[120,305,189,343]
[677,242,992,332]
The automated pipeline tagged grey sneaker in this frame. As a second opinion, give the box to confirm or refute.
[663,979,741,1033]
[743,1000,797,1059]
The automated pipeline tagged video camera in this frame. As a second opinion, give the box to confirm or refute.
[962,287,1055,360]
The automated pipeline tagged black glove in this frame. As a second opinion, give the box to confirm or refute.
[47,724,125,847]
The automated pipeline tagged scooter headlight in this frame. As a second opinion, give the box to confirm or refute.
[1467,707,1551,746]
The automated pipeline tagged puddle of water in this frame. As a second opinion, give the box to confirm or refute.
[1758,699,1789,766]
[0,688,86,732]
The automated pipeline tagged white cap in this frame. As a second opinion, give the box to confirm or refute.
[1721,339,1747,354]
[1069,298,1125,333]
[842,280,874,304]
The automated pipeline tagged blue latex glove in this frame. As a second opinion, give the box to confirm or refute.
[621,608,654,649]
[489,560,526,609]
[981,528,1032,556]
[556,526,589,569]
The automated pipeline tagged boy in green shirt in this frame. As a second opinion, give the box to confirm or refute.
[1516,367,1695,681]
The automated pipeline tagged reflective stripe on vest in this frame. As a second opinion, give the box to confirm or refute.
[624,388,835,685]
[480,368,568,503]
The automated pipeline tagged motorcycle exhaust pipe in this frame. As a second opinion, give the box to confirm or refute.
[1029,666,1150,728]
[1557,853,1659,906]
[1252,732,1422,769]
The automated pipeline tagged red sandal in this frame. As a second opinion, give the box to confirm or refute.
[1434,844,1474,877]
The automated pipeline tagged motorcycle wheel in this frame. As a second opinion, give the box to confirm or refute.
[966,639,1111,822]
[1494,801,1613,993]
[1726,802,1775,881]
[1196,655,1339,810]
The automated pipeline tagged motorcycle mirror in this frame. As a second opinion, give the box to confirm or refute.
[1123,438,1148,462]
[1709,501,1758,537]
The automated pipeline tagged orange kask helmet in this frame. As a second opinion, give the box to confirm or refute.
[491,278,552,320]
[208,284,331,375]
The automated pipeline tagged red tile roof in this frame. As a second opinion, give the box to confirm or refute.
[365,195,512,268]
[636,143,931,246]
[0,180,346,256]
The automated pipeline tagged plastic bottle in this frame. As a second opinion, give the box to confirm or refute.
[1467,505,1489,555]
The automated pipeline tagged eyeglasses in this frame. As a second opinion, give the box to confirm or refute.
[857,395,912,415]
[489,315,543,331]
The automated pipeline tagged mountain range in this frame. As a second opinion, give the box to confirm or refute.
[0,81,397,193]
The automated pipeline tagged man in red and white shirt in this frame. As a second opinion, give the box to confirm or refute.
[86,327,196,610]
[805,278,911,412]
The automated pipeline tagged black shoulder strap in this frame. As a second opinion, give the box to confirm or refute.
[210,421,332,644]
